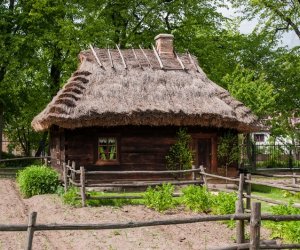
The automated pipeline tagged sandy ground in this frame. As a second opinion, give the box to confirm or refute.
[0,179,270,250]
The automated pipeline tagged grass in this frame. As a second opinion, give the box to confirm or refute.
[250,183,300,213]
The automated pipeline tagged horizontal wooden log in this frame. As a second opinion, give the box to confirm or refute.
[65,165,80,174]
[86,180,203,187]
[261,214,300,221]
[69,179,80,186]
[252,173,300,178]
[244,194,300,208]
[80,193,182,200]
[209,243,250,250]
[1,213,300,233]
[252,168,300,172]
[85,168,201,175]
[200,172,240,182]
[0,156,51,163]
[260,244,300,249]
[245,179,300,192]
[28,214,252,231]
[0,225,27,231]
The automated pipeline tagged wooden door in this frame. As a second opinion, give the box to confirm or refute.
[198,139,212,171]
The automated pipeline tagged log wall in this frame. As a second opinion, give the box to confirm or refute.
[50,126,238,180]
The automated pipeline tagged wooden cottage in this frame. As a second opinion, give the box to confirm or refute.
[32,34,260,180]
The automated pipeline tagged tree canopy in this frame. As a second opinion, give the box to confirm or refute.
[0,0,299,155]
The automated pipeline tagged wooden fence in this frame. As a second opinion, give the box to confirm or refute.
[63,161,204,206]
[0,156,51,178]
[1,202,300,250]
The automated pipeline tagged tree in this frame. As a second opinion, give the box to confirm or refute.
[230,0,300,41]
[166,129,194,172]
[223,65,278,118]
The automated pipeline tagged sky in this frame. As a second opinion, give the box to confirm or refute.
[219,5,300,48]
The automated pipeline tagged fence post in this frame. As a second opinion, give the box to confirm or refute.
[292,172,297,186]
[236,173,245,244]
[246,173,252,210]
[250,202,261,250]
[199,165,207,187]
[43,153,47,166]
[80,166,86,207]
[71,161,76,182]
[192,165,196,180]
[63,163,68,192]
[26,212,37,250]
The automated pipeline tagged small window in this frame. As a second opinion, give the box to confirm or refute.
[254,134,265,142]
[98,137,118,161]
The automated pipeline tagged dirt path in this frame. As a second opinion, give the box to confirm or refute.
[0,179,268,250]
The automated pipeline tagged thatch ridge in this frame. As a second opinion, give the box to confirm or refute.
[32,47,260,132]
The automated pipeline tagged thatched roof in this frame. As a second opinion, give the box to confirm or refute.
[32,35,260,132]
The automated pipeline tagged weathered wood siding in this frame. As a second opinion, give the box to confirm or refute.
[50,126,239,180]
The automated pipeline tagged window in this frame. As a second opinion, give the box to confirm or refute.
[254,134,265,142]
[98,137,118,162]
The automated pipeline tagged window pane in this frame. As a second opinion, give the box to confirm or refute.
[98,137,117,161]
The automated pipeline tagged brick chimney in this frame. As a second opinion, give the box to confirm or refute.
[154,34,174,57]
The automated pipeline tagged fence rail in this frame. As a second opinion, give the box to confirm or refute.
[1,203,300,250]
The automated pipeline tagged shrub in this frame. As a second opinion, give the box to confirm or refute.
[62,187,81,206]
[144,183,175,212]
[211,192,237,215]
[165,128,194,173]
[181,185,213,213]
[17,165,59,198]
[266,203,300,243]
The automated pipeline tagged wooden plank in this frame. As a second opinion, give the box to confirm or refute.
[26,212,37,250]
[250,202,261,250]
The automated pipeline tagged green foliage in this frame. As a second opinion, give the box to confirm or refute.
[224,65,278,118]
[217,132,240,169]
[16,165,59,198]
[166,128,194,172]
[144,184,175,212]
[62,187,81,206]
[181,185,213,213]
[266,203,300,243]
[211,192,237,215]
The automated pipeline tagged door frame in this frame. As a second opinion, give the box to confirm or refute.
[191,133,218,173]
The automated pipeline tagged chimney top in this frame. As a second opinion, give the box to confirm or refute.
[155,34,174,57]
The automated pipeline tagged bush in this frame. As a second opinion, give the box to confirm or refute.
[144,183,175,212]
[266,203,300,243]
[17,165,59,198]
[212,192,237,215]
[181,185,213,213]
[62,187,81,206]
[165,128,194,173]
